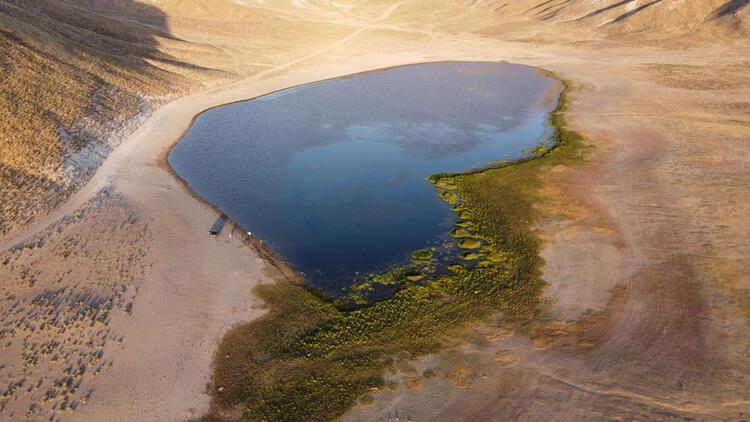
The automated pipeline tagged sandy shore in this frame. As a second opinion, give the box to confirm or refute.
[1,2,749,420]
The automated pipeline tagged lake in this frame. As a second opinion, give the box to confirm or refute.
[168,62,560,293]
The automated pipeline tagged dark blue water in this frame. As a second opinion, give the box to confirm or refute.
[168,62,559,293]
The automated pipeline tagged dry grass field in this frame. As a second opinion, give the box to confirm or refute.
[1,0,749,421]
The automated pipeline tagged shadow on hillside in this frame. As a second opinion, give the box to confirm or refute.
[0,0,204,236]
[0,0,206,71]
[609,0,662,24]
[711,0,750,18]
[578,0,635,20]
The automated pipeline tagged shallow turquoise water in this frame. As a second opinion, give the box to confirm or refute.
[168,62,559,293]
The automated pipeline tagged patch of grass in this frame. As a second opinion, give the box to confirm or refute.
[460,251,482,261]
[205,76,587,422]
[458,239,482,249]
[450,228,472,238]
[448,263,466,272]
[440,190,459,205]
[405,273,424,281]
[411,248,434,261]
[458,210,474,220]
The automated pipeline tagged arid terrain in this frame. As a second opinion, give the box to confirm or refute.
[1,0,749,421]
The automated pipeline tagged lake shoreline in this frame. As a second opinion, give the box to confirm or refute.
[65,51,572,421]
[165,61,560,294]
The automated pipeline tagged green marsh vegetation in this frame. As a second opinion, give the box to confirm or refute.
[204,76,588,422]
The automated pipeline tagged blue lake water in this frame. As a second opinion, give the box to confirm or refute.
[168,62,560,293]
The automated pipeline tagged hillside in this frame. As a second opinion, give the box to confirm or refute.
[0,0,350,237]
[0,0,199,235]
